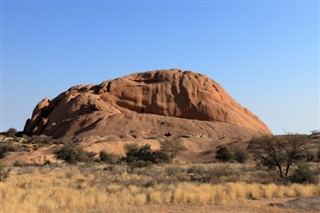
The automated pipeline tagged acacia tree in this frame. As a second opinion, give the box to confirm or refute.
[248,134,314,179]
[160,137,187,163]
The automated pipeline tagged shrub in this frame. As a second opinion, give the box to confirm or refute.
[6,128,17,137]
[128,160,153,169]
[260,158,276,170]
[164,166,184,176]
[187,165,206,174]
[215,146,232,162]
[290,164,318,184]
[123,144,170,164]
[0,143,18,158]
[54,143,96,164]
[152,150,170,163]
[234,149,248,163]
[306,151,315,162]
[99,150,118,164]
[124,144,155,163]
[0,164,11,182]
[29,135,66,145]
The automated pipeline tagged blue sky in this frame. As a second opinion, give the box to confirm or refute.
[1,1,319,134]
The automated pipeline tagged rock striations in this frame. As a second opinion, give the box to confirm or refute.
[24,69,271,141]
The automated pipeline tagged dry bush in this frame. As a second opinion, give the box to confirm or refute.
[0,164,11,181]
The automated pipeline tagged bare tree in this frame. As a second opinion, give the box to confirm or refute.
[160,137,187,163]
[248,134,315,179]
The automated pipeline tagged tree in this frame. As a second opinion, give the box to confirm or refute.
[160,137,187,163]
[6,128,17,137]
[248,134,314,179]
[215,146,232,162]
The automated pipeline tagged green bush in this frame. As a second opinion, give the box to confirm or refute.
[124,144,154,163]
[122,144,170,170]
[124,144,169,164]
[215,146,232,162]
[54,143,96,164]
[290,164,318,184]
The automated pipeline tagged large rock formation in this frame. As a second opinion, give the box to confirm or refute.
[24,69,271,141]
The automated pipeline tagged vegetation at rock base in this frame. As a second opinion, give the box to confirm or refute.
[122,144,170,169]
[215,146,232,162]
[99,150,119,164]
[1,131,320,212]
[54,142,96,164]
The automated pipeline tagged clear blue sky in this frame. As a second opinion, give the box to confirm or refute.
[1,0,319,135]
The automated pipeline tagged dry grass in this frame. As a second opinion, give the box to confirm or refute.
[0,164,319,213]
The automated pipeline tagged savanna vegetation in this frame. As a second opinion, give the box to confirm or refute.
[0,131,320,212]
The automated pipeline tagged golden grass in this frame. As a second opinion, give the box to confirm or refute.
[0,165,319,213]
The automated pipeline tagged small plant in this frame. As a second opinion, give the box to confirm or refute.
[215,146,232,162]
[290,164,318,184]
[0,164,11,181]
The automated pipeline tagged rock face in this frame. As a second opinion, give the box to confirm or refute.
[24,69,271,139]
